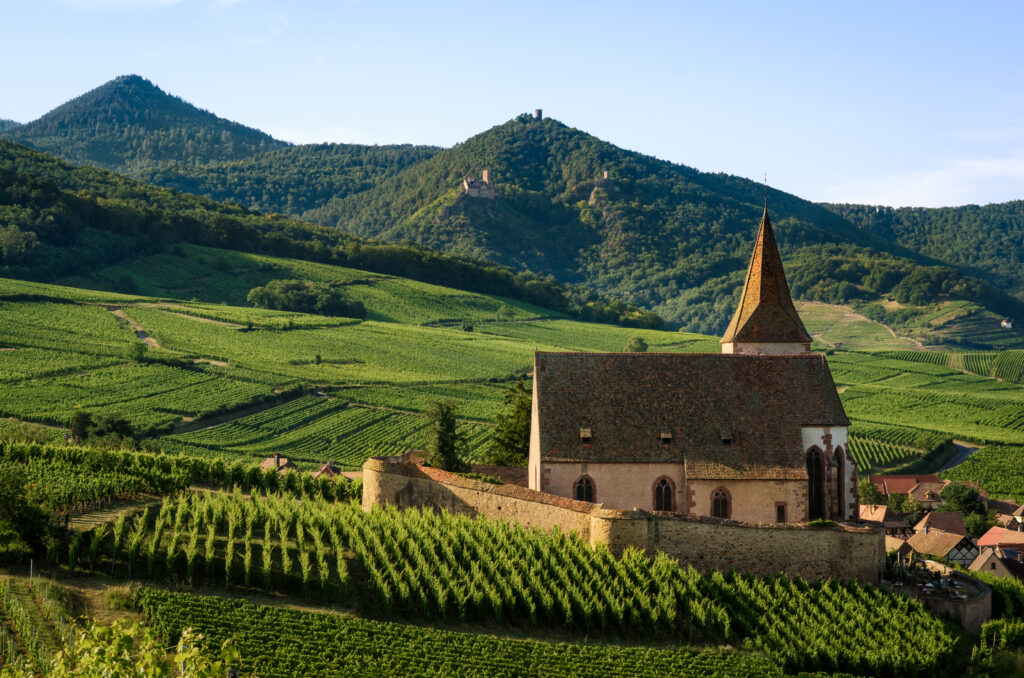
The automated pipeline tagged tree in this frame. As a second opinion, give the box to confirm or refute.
[886,491,908,514]
[939,483,987,516]
[486,379,531,467]
[625,336,648,352]
[0,465,49,560]
[69,410,92,443]
[859,477,884,505]
[900,495,923,525]
[965,512,998,538]
[424,400,468,472]
[0,619,241,678]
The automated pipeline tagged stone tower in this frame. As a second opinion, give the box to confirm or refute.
[720,208,811,355]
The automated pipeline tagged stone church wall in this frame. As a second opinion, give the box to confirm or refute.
[363,457,885,584]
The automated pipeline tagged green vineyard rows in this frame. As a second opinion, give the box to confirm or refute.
[161,395,493,468]
[847,435,917,471]
[136,588,779,678]
[99,492,952,676]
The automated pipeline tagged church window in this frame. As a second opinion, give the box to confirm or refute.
[574,476,594,502]
[807,448,825,520]
[834,446,846,520]
[654,477,675,511]
[776,502,787,523]
[712,488,730,519]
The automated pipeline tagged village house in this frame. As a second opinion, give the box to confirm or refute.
[312,462,341,481]
[260,452,298,474]
[977,526,1024,553]
[528,208,858,523]
[860,504,913,539]
[969,547,1024,580]
[907,528,978,568]
[914,511,967,537]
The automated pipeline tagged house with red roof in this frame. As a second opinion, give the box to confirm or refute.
[860,504,912,539]
[907,528,978,568]
[867,474,941,498]
[528,209,858,524]
[914,511,967,537]
[260,452,298,474]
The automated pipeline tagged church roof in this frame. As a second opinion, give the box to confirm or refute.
[721,208,812,345]
[534,351,848,477]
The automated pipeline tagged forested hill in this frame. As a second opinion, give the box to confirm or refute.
[824,201,1024,295]
[304,114,1023,332]
[0,139,659,327]
[0,120,20,133]
[1,75,287,169]
[135,142,441,215]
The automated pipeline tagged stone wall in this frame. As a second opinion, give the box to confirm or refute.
[363,457,885,584]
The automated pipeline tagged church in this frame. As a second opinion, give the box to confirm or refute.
[527,208,858,523]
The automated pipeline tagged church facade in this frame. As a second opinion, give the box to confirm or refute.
[528,208,858,523]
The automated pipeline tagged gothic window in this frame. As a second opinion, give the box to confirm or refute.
[712,488,730,519]
[807,448,825,520]
[834,446,846,520]
[574,476,594,503]
[654,477,675,511]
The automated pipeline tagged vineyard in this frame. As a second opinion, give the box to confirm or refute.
[136,588,782,678]
[161,395,494,468]
[847,434,918,471]
[78,491,953,675]
[940,444,1024,503]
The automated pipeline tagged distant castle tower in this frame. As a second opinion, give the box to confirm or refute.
[594,170,613,189]
[462,170,497,199]
[720,207,811,355]
[534,109,543,120]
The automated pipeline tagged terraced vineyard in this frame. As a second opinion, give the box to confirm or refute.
[137,588,778,678]
[161,395,493,468]
[115,493,952,676]
[941,444,1024,503]
[847,435,918,471]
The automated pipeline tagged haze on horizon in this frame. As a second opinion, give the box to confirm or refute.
[2,0,1022,209]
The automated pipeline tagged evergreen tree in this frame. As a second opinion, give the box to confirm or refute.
[424,400,468,472]
[486,380,531,467]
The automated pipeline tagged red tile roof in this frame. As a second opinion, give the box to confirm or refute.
[909,482,948,502]
[978,527,1024,548]
[259,455,298,472]
[720,209,811,345]
[860,504,896,523]
[868,474,941,497]
[534,351,848,478]
[914,511,967,537]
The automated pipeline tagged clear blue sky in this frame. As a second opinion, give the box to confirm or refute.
[2,0,1022,207]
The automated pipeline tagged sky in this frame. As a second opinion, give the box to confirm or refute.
[1,0,1022,208]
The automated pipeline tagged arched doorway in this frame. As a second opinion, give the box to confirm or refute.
[807,448,825,520]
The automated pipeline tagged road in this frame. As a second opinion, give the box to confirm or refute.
[940,440,980,471]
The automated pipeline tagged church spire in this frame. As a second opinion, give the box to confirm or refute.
[720,207,811,354]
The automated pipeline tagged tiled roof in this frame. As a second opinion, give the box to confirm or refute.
[909,482,948,502]
[534,351,848,476]
[988,498,1021,515]
[259,456,297,471]
[914,511,967,536]
[720,209,811,345]
[907,529,971,558]
[978,527,1024,548]
[886,535,912,554]
[860,504,895,523]
[868,474,941,497]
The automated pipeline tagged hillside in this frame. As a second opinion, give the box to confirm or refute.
[824,201,1024,297]
[1,75,287,168]
[135,142,440,215]
[0,139,657,327]
[305,114,1024,335]
[0,119,20,132]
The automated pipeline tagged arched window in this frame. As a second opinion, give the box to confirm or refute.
[834,446,846,520]
[712,488,730,519]
[654,477,675,511]
[807,448,825,520]
[574,476,594,503]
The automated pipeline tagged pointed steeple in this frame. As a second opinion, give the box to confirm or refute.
[721,208,811,353]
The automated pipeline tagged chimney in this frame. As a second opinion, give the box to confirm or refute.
[273,452,280,467]
[923,524,929,535]
[482,169,491,184]
[534,109,542,120]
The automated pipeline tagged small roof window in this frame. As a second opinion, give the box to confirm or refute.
[579,428,592,444]
[660,430,673,445]
[720,430,733,445]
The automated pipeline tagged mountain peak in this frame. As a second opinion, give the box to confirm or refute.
[1,75,287,169]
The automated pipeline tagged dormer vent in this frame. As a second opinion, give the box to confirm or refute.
[721,430,733,445]
[579,428,592,444]
[660,430,673,445]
